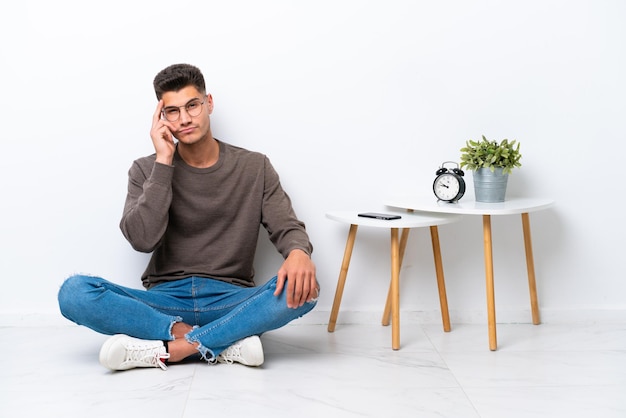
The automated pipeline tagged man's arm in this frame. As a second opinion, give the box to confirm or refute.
[258,157,317,307]
[119,161,173,252]
[119,101,176,252]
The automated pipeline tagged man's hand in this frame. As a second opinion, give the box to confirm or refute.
[275,249,318,309]
[150,100,176,166]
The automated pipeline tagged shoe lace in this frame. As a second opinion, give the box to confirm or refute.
[217,343,242,364]
[126,343,170,370]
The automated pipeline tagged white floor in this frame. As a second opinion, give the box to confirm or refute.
[2,319,626,418]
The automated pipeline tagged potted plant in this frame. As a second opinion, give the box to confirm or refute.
[459,135,522,202]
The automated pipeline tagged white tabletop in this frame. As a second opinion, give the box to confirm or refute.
[385,196,555,216]
[326,210,461,228]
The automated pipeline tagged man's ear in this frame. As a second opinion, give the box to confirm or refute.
[206,94,214,114]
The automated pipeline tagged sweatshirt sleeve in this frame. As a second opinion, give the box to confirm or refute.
[119,160,174,253]
[260,156,313,258]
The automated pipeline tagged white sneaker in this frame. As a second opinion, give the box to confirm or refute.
[99,334,170,371]
[216,335,264,366]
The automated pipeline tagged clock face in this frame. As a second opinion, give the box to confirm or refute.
[434,173,461,201]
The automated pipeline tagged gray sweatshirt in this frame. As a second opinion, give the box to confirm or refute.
[120,140,312,289]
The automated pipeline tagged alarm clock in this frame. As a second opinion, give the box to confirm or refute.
[433,161,465,202]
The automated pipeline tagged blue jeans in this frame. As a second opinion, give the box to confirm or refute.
[58,274,318,361]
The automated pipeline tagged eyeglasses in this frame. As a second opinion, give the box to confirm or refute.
[161,99,205,122]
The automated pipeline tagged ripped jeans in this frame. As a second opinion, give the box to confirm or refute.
[58,274,318,361]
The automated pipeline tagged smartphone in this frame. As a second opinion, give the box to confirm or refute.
[357,212,402,220]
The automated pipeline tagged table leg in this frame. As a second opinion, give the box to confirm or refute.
[390,227,401,350]
[430,226,451,332]
[483,214,498,351]
[522,212,541,325]
[328,224,358,332]
[382,228,410,326]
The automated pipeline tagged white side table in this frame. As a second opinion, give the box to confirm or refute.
[326,210,461,350]
[385,196,555,350]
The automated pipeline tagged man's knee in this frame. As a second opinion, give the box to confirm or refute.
[58,274,101,320]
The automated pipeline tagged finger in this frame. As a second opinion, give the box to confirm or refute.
[152,103,175,134]
[286,273,297,308]
[297,275,311,307]
[291,275,305,308]
[153,100,164,124]
[160,124,174,141]
[274,270,287,297]
[306,278,318,302]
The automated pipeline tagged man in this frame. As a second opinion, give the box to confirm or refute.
[58,63,319,371]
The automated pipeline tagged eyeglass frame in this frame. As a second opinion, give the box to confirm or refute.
[160,98,206,122]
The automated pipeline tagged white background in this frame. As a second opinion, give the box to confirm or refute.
[1,0,624,324]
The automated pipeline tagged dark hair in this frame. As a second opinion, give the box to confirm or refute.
[153,63,206,100]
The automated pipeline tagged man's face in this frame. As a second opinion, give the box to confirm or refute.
[161,85,214,145]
